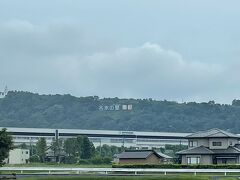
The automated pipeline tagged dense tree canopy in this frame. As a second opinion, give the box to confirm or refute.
[0,128,13,166]
[36,137,47,163]
[64,136,95,162]
[1,91,240,133]
[95,144,123,158]
[81,136,95,159]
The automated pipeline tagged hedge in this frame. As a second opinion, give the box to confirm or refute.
[112,164,240,169]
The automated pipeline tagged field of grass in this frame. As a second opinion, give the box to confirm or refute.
[24,175,212,180]
[218,178,238,180]
[3,164,240,180]
[22,174,240,180]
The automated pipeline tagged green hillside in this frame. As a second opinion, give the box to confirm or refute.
[0,91,240,133]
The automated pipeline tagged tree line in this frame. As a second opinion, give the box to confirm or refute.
[26,136,124,164]
[1,91,240,132]
[24,137,187,164]
[0,128,13,166]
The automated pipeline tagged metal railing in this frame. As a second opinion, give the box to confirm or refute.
[1,167,240,176]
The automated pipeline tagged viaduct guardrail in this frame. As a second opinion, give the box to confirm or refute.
[1,167,240,176]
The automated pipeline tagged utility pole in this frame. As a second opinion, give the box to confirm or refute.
[4,86,8,95]
[55,129,60,163]
[99,139,102,156]
[30,137,33,156]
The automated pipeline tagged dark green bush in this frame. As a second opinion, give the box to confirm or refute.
[65,156,77,164]
[78,159,90,165]
[29,155,40,163]
[77,156,113,165]
[90,156,103,164]
[102,157,112,164]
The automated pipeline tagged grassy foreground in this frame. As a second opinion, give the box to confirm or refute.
[23,175,240,180]
[24,175,212,180]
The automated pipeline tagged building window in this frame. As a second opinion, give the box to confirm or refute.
[189,141,197,147]
[187,157,200,164]
[124,139,133,143]
[212,142,222,146]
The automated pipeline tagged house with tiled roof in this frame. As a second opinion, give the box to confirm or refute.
[177,128,240,164]
[116,150,172,164]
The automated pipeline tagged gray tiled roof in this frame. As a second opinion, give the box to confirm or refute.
[118,150,170,159]
[212,147,240,154]
[119,151,152,159]
[187,128,240,139]
[176,146,214,155]
[177,146,240,155]
[157,152,173,159]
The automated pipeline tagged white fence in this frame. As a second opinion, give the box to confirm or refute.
[1,167,240,176]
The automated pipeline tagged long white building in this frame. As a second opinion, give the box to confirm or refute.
[1,127,190,149]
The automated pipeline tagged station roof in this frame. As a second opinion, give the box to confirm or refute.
[0,127,190,138]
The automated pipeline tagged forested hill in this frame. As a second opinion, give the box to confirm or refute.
[1,91,240,133]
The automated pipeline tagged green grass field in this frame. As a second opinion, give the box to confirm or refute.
[24,176,211,180]
[3,164,240,180]
[23,175,240,180]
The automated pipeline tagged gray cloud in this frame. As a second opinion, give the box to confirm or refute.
[0,20,239,103]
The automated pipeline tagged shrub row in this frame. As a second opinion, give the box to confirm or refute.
[112,164,240,169]
[78,157,112,165]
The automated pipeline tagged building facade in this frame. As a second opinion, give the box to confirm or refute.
[6,149,30,164]
[1,127,189,149]
[177,129,240,165]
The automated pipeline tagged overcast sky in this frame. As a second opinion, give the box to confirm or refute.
[0,0,240,103]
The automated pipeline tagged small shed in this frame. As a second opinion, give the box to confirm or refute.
[117,150,171,164]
